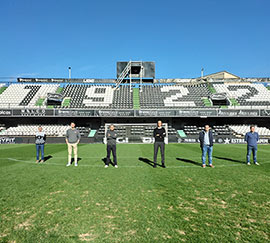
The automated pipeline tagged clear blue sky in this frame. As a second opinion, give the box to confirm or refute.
[0,0,270,79]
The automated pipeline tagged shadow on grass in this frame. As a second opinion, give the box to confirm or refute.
[176,157,201,166]
[44,155,53,162]
[102,157,115,166]
[138,157,163,168]
[70,157,82,164]
[213,156,245,164]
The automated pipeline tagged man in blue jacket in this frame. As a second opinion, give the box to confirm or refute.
[244,125,259,165]
[199,125,214,168]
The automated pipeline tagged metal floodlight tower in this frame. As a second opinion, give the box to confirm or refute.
[68,67,71,80]
[115,60,144,91]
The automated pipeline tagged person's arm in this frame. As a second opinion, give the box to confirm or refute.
[244,133,248,142]
[44,134,46,142]
[77,130,81,144]
[112,132,117,139]
[257,133,259,141]
[199,132,203,147]
[153,129,156,137]
[65,130,69,144]
[162,128,166,137]
[198,132,202,142]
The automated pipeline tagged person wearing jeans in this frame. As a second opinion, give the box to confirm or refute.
[199,125,214,168]
[35,126,46,163]
[245,125,259,165]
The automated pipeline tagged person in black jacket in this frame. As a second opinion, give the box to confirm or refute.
[105,125,118,168]
[198,125,214,168]
[153,120,166,168]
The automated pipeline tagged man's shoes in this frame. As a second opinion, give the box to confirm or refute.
[40,160,44,163]
[153,164,157,168]
[36,160,39,163]
[247,162,251,165]
[202,164,206,168]
[66,163,71,167]
[104,165,109,168]
[209,164,214,168]
[254,162,260,166]
[115,165,118,168]
[75,163,78,167]
[162,164,166,168]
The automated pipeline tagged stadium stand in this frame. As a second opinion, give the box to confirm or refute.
[0,83,59,108]
[112,85,133,109]
[228,125,270,137]
[0,81,270,109]
[140,84,211,108]
[0,124,90,137]
[183,125,270,138]
[96,124,177,138]
[213,83,270,107]
[0,124,5,132]
[60,84,132,109]
[184,125,233,136]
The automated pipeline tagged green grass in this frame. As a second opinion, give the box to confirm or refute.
[0,86,7,94]
[133,88,140,110]
[35,98,45,106]
[62,98,71,107]
[202,98,212,107]
[207,84,216,94]
[230,98,239,106]
[1,144,270,242]
[56,87,63,94]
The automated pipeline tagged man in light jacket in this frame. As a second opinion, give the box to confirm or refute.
[66,122,81,167]
[35,126,46,163]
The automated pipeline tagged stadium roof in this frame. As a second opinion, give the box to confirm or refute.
[201,71,240,79]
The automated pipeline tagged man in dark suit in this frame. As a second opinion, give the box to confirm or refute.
[199,125,214,168]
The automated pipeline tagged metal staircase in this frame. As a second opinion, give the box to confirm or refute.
[115,61,132,89]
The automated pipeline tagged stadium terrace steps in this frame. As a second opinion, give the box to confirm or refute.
[213,83,270,107]
[0,82,270,109]
[0,84,59,108]
[1,124,90,137]
[133,88,140,109]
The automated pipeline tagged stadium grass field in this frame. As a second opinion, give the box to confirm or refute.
[0,143,270,242]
